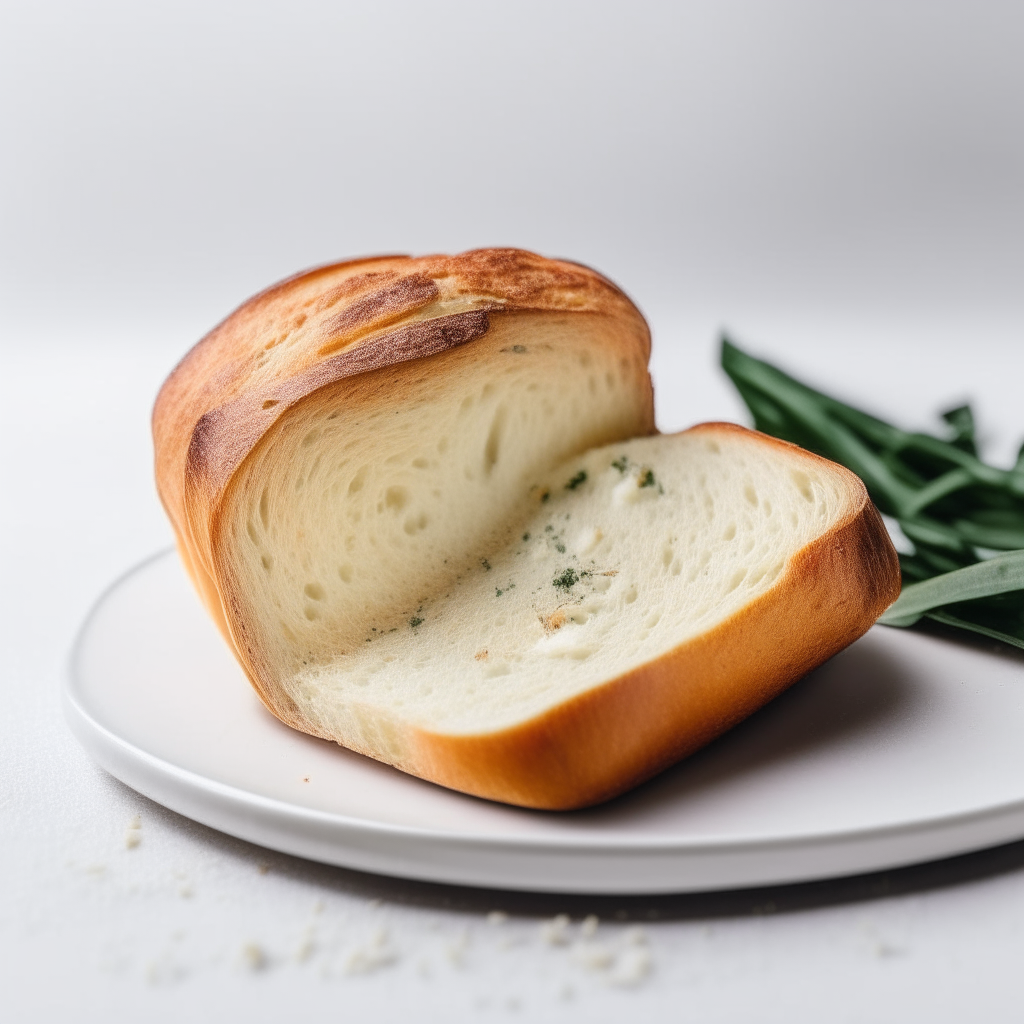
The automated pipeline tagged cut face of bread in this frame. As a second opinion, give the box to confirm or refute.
[221,312,654,707]
[289,430,848,736]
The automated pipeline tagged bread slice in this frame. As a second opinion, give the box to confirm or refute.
[277,424,897,808]
[153,248,899,809]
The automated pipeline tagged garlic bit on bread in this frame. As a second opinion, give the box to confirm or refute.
[153,248,899,809]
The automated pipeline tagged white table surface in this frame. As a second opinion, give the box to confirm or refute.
[5,312,1024,1023]
[4,2,1024,1019]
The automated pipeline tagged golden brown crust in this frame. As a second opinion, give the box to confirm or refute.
[406,424,901,809]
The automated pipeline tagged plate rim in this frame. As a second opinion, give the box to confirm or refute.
[63,550,1024,893]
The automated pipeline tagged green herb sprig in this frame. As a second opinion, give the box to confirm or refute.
[721,336,1024,650]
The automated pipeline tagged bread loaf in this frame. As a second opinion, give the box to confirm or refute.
[153,248,899,809]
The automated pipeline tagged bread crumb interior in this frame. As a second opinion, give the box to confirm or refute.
[285,432,844,739]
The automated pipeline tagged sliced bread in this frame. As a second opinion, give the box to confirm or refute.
[153,249,899,809]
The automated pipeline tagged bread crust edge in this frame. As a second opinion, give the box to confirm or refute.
[402,423,901,810]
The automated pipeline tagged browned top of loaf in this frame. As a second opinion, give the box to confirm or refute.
[152,248,651,622]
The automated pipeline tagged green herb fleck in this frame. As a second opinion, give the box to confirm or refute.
[565,470,587,490]
[495,588,503,597]
[553,568,579,590]
[545,525,554,533]
[639,468,656,488]
[612,456,629,474]
[481,559,492,571]
[541,490,550,503]
[555,542,566,553]
[522,532,530,541]
[409,616,424,628]
[512,344,527,353]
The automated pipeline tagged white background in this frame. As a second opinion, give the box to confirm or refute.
[3,2,1024,1020]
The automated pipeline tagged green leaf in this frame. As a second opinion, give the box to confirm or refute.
[951,519,1024,551]
[900,468,975,516]
[941,404,977,455]
[897,516,972,556]
[879,550,1024,626]
[925,610,1024,651]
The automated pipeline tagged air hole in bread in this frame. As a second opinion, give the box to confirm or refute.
[791,470,814,501]
[726,569,747,594]
[483,406,507,476]
[348,468,367,495]
[385,486,409,512]
[404,514,429,535]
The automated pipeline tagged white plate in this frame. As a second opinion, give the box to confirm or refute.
[65,550,1024,894]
